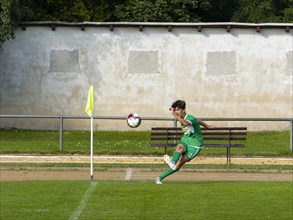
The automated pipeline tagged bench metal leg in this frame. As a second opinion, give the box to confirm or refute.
[227,146,231,165]
[226,147,228,164]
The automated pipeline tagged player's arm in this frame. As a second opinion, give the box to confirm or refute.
[198,119,214,129]
[169,107,190,127]
[176,114,190,127]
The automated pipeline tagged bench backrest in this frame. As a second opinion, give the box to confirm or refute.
[150,127,247,148]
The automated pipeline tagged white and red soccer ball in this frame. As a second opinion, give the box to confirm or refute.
[127,113,141,128]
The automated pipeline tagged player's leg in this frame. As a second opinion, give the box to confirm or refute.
[155,144,186,184]
[157,167,180,182]
[175,155,189,169]
[171,143,186,167]
[173,144,185,161]
[164,144,186,169]
[156,155,187,184]
[155,146,202,184]
[175,145,202,169]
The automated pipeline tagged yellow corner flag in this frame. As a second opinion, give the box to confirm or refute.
[85,85,93,117]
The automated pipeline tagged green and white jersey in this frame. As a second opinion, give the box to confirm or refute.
[180,114,203,147]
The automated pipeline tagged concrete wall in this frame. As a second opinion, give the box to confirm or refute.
[0,23,292,130]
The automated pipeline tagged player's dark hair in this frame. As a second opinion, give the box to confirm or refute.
[171,100,186,109]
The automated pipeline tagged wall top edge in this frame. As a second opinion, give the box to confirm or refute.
[18,21,293,29]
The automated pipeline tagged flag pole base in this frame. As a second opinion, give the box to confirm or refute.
[91,175,93,182]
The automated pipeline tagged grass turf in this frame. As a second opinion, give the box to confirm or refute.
[0,180,292,220]
[0,129,292,157]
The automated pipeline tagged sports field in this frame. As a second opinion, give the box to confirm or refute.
[1,129,292,219]
[1,161,293,220]
[1,179,292,220]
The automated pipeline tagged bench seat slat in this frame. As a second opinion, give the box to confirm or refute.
[151,137,181,141]
[152,133,247,136]
[151,132,247,136]
[202,132,247,135]
[151,143,245,148]
[203,144,245,148]
[204,137,247,140]
[151,127,181,130]
[152,127,247,131]
[202,127,247,130]
[151,132,183,135]
[151,137,246,141]
[150,143,178,147]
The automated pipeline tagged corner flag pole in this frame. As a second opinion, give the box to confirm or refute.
[90,110,94,181]
[85,85,94,181]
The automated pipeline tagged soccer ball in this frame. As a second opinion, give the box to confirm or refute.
[127,113,141,128]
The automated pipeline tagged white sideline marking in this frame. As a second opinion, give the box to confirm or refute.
[125,168,132,181]
[69,182,97,220]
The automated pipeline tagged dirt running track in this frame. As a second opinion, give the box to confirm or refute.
[1,168,293,182]
[0,155,292,182]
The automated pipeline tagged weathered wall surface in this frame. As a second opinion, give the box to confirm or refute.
[0,23,292,130]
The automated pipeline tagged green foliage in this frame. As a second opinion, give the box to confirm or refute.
[201,0,240,22]
[114,0,211,22]
[0,0,32,48]
[1,181,292,220]
[273,0,293,22]
[24,0,292,23]
[0,0,13,47]
[29,0,122,21]
[232,0,293,22]
[232,0,277,22]
[30,0,91,21]
[283,6,293,22]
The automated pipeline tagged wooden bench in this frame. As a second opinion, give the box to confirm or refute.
[150,127,247,164]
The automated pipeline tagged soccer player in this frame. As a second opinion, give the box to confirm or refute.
[155,100,214,184]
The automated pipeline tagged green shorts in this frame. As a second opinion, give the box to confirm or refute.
[179,139,202,161]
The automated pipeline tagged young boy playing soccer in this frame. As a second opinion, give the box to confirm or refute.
[155,100,214,184]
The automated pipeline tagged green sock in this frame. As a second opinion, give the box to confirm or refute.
[159,168,179,180]
[158,151,182,181]
[172,151,181,163]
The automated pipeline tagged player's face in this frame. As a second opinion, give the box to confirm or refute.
[174,107,186,118]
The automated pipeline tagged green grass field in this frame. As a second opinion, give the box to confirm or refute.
[0,129,292,157]
[1,129,292,219]
[1,180,292,220]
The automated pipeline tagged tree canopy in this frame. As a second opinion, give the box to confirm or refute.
[232,0,293,23]
[1,0,292,48]
[0,0,31,48]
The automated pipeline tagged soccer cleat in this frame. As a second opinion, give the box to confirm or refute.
[163,154,176,170]
[168,161,176,170]
[163,154,171,163]
[155,177,162,184]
